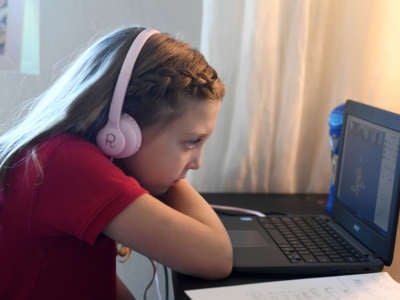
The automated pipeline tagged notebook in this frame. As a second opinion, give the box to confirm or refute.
[219,99,400,276]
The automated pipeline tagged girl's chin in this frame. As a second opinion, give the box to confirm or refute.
[146,178,184,196]
[148,184,172,196]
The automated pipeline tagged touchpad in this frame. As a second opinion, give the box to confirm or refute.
[228,230,268,248]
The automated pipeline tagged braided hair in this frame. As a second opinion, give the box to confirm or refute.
[123,32,225,129]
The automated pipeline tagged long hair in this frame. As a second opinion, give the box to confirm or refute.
[0,27,224,184]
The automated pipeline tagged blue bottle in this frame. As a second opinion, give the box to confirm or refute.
[327,103,345,212]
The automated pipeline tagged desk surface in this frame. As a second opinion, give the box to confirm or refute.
[172,193,328,300]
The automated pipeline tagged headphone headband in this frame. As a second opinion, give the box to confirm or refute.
[96,28,159,158]
[108,29,159,125]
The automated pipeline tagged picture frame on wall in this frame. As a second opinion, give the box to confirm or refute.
[0,0,24,71]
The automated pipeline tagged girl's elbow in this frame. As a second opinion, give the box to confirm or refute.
[214,255,233,279]
[202,244,233,279]
[214,234,234,278]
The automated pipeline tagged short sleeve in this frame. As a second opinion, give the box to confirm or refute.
[34,135,148,244]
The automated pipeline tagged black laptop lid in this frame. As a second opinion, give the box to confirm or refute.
[331,100,400,265]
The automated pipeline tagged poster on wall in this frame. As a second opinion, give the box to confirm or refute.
[0,0,24,71]
[0,0,6,55]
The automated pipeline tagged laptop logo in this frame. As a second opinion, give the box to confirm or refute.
[353,224,361,232]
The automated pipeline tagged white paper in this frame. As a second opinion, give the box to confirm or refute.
[185,272,400,300]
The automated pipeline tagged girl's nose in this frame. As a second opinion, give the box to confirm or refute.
[188,151,202,170]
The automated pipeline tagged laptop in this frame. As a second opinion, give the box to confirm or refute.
[219,99,400,276]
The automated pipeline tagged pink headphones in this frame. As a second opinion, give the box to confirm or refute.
[96,29,159,158]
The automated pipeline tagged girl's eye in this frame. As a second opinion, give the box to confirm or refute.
[184,138,202,149]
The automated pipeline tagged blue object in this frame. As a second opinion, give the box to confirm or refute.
[327,103,345,212]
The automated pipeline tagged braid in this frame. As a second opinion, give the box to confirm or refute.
[129,66,220,100]
[122,33,224,129]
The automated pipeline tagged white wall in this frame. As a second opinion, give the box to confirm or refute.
[0,1,203,298]
[0,0,202,133]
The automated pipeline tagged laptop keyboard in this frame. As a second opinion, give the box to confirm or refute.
[259,215,369,264]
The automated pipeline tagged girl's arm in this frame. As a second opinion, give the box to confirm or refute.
[103,179,233,279]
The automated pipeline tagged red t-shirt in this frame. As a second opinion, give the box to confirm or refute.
[0,134,147,299]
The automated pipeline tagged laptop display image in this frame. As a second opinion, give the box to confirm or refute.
[219,100,400,276]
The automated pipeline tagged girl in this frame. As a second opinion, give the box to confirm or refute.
[0,27,232,299]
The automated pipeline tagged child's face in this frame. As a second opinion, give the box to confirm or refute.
[119,99,221,195]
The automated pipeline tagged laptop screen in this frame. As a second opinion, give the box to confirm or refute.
[332,100,400,264]
[337,115,400,234]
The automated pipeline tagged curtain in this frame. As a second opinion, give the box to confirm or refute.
[188,0,400,193]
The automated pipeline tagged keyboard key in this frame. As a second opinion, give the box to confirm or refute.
[301,254,318,263]
[267,229,288,245]
[316,255,330,263]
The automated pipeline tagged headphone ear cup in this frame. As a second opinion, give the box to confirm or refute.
[96,124,126,157]
[117,113,142,158]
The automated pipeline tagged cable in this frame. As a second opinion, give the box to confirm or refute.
[163,264,169,300]
[143,258,162,300]
[211,204,287,217]
[211,204,266,217]
[154,262,162,300]
[143,258,156,300]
